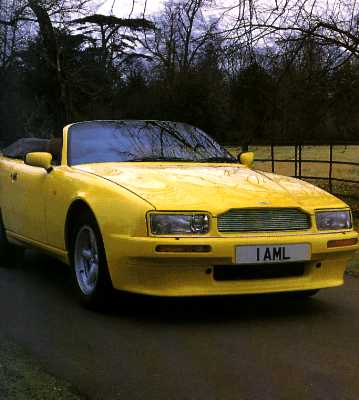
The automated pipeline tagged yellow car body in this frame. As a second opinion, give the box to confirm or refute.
[0,121,358,298]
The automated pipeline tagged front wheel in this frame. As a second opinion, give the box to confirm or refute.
[72,213,113,309]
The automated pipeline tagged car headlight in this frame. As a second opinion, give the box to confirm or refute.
[150,213,209,235]
[316,210,352,230]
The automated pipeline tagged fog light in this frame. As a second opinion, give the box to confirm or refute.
[327,238,358,248]
[156,245,211,253]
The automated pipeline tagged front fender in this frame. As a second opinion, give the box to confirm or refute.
[45,166,154,253]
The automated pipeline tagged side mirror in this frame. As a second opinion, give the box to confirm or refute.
[239,152,254,167]
[25,152,53,172]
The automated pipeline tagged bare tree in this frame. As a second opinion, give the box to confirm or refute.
[0,0,29,74]
[0,0,154,132]
[222,0,359,59]
[0,0,94,131]
[139,0,220,77]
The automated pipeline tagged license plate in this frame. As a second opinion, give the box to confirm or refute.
[235,244,310,264]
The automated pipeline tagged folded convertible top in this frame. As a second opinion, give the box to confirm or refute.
[2,138,63,164]
[2,138,50,159]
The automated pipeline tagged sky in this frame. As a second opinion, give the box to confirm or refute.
[99,0,165,18]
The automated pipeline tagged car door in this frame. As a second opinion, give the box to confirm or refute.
[9,161,48,243]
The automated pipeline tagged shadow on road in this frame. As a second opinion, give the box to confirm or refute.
[7,250,334,325]
[112,290,332,326]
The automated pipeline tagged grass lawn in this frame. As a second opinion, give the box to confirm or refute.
[0,336,84,400]
[347,216,359,275]
[348,252,359,275]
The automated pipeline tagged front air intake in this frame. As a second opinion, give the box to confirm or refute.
[217,208,311,232]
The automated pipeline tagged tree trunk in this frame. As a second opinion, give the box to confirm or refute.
[28,0,68,135]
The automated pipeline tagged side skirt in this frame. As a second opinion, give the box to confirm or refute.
[6,231,70,265]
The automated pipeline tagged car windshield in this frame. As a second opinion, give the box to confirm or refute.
[68,120,236,165]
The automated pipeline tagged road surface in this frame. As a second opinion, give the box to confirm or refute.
[0,251,358,400]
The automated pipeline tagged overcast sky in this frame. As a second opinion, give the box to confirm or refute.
[99,0,165,18]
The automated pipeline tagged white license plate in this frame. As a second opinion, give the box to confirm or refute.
[235,244,310,264]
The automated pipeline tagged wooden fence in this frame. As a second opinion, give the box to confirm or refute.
[255,144,359,193]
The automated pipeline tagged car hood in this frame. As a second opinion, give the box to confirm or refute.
[75,163,347,214]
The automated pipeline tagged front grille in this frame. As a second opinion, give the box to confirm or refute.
[217,208,311,232]
[213,263,306,281]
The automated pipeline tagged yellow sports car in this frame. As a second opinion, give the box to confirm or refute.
[0,120,357,307]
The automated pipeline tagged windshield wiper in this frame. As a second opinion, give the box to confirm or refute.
[199,156,237,163]
[128,156,237,163]
[128,156,194,162]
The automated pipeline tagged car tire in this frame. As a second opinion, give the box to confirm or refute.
[0,214,24,268]
[71,211,113,309]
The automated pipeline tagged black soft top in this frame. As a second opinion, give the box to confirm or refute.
[2,138,62,164]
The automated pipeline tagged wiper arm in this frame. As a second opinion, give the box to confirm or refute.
[128,156,193,162]
[128,156,237,163]
[200,156,237,163]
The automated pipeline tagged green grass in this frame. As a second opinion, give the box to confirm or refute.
[348,254,359,275]
[347,216,359,275]
[0,336,85,400]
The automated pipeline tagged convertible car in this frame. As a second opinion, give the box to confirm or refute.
[0,120,358,307]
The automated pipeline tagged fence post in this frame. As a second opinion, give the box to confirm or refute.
[329,144,333,193]
[298,144,302,179]
[271,144,275,173]
[294,145,298,178]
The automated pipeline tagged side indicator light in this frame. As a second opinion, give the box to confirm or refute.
[156,245,211,253]
[327,238,358,248]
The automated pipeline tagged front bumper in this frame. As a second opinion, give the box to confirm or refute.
[104,231,359,296]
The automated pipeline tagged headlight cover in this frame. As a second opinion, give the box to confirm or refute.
[150,213,209,235]
[316,210,352,230]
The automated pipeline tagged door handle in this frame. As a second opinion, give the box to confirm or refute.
[11,172,18,181]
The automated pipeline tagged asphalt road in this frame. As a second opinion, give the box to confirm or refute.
[0,251,359,400]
